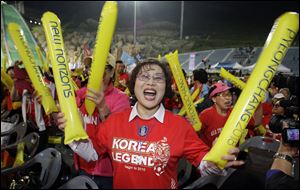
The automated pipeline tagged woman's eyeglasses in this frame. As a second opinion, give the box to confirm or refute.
[137,73,165,83]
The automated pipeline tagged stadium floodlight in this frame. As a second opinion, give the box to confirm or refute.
[134,1,137,44]
[180,1,184,40]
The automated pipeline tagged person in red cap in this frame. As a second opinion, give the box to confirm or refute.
[199,82,262,148]
[199,82,233,147]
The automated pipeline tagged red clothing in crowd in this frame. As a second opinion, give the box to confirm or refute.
[91,106,209,189]
[74,83,130,176]
[116,73,129,91]
[199,105,255,147]
[262,102,273,127]
[164,78,183,111]
[199,105,233,147]
[5,90,13,111]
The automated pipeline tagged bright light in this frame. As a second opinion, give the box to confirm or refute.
[34,21,37,24]
[30,20,32,23]
[38,22,41,25]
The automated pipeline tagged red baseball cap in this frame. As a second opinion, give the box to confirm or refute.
[209,82,231,98]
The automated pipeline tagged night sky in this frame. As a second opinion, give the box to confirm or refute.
[21,1,299,34]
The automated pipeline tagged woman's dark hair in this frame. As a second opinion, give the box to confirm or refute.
[128,59,173,100]
[193,69,208,84]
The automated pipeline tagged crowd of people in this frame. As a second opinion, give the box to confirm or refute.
[31,23,195,66]
[1,49,298,188]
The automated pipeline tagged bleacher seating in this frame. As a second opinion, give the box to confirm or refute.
[178,47,299,76]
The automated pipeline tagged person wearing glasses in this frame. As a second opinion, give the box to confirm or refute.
[54,59,244,189]
[199,82,262,148]
[266,99,292,141]
[198,82,233,148]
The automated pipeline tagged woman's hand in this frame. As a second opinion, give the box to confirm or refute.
[32,90,42,104]
[86,86,106,110]
[51,112,67,131]
[222,147,245,168]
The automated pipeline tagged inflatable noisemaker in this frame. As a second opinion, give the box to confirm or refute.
[204,12,299,169]
[71,78,79,91]
[165,50,202,131]
[178,97,204,116]
[85,1,118,115]
[177,88,200,116]
[1,69,14,92]
[7,23,58,115]
[42,12,88,144]
[1,54,8,70]
[35,45,47,72]
[12,143,24,167]
[45,51,51,72]
[220,68,246,90]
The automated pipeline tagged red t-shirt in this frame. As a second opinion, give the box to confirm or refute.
[199,106,232,147]
[91,109,209,189]
[199,105,255,147]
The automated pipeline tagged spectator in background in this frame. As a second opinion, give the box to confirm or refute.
[164,68,187,113]
[199,82,262,148]
[266,99,292,141]
[271,99,292,117]
[272,93,285,106]
[81,56,93,87]
[279,88,290,100]
[114,60,129,92]
[268,81,279,98]
[199,82,233,147]
[190,69,209,100]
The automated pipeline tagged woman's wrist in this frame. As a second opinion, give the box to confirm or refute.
[98,104,111,121]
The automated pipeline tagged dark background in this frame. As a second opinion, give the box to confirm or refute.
[20,1,299,35]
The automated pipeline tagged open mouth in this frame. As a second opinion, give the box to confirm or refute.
[143,89,157,101]
[224,101,232,107]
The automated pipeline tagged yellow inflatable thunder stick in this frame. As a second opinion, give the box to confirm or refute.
[71,78,79,91]
[204,12,299,169]
[178,97,205,116]
[42,12,88,144]
[220,68,246,90]
[165,50,202,131]
[35,45,46,71]
[85,1,118,116]
[1,54,8,70]
[1,54,13,92]
[8,23,58,115]
[45,51,51,72]
[1,69,14,92]
[177,88,200,116]
[12,143,24,167]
